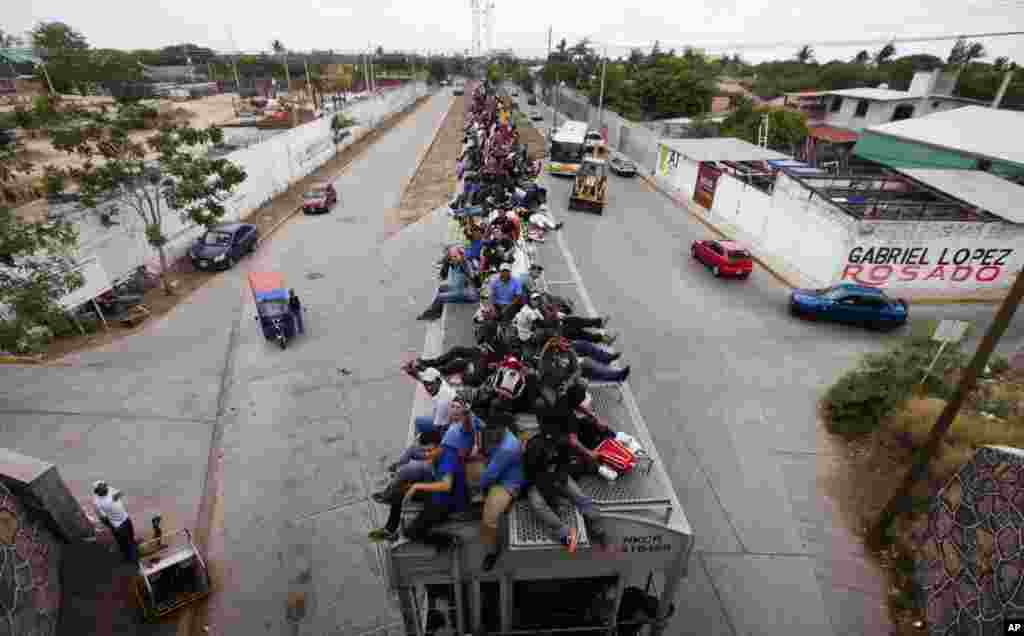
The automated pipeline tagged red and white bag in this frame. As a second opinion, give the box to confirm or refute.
[594,438,637,474]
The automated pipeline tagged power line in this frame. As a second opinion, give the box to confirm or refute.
[517,30,1024,56]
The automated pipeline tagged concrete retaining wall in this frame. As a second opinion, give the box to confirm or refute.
[71,82,430,282]
[0,481,64,636]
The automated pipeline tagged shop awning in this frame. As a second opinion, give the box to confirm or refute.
[897,168,1024,224]
[807,125,859,144]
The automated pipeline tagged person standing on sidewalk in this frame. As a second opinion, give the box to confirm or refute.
[288,289,304,334]
[93,481,137,563]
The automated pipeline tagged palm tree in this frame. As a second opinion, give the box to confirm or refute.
[947,38,986,67]
[873,43,896,65]
[795,45,815,64]
[853,50,870,64]
[993,56,1010,72]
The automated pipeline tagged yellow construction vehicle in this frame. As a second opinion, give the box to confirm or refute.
[568,143,609,214]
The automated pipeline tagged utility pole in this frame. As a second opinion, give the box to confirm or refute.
[231,55,242,94]
[597,46,607,130]
[870,267,1024,547]
[362,52,370,94]
[547,26,554,139]
[304,58,315,113]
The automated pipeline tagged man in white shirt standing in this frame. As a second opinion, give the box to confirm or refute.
[93,481,137,562]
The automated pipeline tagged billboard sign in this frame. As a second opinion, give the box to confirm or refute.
[839,245,1017,290]
[693,161,722,209]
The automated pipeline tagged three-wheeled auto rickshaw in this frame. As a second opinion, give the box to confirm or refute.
[249,271,297,349]
[134,529,212,623]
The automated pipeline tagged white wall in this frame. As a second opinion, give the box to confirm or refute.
[557,87,1024,298]
[75,82,429,278]
[836,219,1024,294]
[824,97,920,131]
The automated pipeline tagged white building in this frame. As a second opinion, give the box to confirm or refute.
[654,136,1024,300]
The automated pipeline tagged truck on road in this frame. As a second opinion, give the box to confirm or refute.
[569,144,609,214]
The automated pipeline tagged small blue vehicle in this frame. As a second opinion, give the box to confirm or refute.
[789,283,908,330]
[249,272,297,349]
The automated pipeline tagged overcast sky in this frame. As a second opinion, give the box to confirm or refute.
[10,0,1024,63]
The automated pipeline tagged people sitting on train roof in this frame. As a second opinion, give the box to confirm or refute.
[406,326,505,389]
[522,431,607,552]
[416,246,480,322]
[367,429,464,552]
[487,264,525,322]
[378,397,484,501]
[404,367,457,435]
[474,420,526,572]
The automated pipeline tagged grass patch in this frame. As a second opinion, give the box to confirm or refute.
[821,328,1024,633]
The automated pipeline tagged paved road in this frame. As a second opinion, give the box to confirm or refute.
[534,161,1024,636]
[0,90,453,635]
[206,90,455,635]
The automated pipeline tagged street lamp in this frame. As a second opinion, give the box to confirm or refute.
[597,47,608,130]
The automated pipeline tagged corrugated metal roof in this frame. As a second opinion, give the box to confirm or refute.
[825,88,918,101]
[867,106,1024,168]
[659,137,790,163]
[808,124,860,144]
[898,168,1024,224]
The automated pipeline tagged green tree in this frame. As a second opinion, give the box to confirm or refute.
[948,38,986,66]
[30,21,88,53]
[634,54,716,120]
[795,44,815,64]
[853,50,871,64]
[47,118,247,294]
[0,146,82,353]
[873,43,896,65]
[721,104,807,155]
[428,58,447,85]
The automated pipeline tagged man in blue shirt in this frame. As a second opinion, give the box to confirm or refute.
[488,264,525,322]
[369,430,466,551]
[475,422,526,572]
[417,247,480,321]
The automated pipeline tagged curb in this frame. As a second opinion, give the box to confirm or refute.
[249,92,435,248]
[256,206,304,246]
[638,172,804,291]
[0,354,44,365]
[401,94,458,197]
[639,173,1011,307]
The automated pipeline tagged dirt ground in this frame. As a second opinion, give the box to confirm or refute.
[2,93,300,208]
[387,93,467,232]
[28,94,433,363]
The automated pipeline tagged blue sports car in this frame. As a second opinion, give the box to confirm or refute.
[789,283,908,330]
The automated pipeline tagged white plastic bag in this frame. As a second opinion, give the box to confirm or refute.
[615,432,643,455]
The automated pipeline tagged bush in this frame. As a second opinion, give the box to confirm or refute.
[823,339,962,436]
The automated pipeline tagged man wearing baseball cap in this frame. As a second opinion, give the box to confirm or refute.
[487,263,525,322]
[403,366,458,436]
[93,481,137,562]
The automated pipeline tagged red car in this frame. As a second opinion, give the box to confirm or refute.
[302,182,338,214]
[691,239,754,279]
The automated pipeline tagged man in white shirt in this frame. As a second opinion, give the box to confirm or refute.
[93,481,137,562]
[408,367,457,435]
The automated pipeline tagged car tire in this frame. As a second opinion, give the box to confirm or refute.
[789,303,802,318]
[739,272,750,280]
[691,246,699,260]
[227,255,237,269]
[712,266,721,277]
